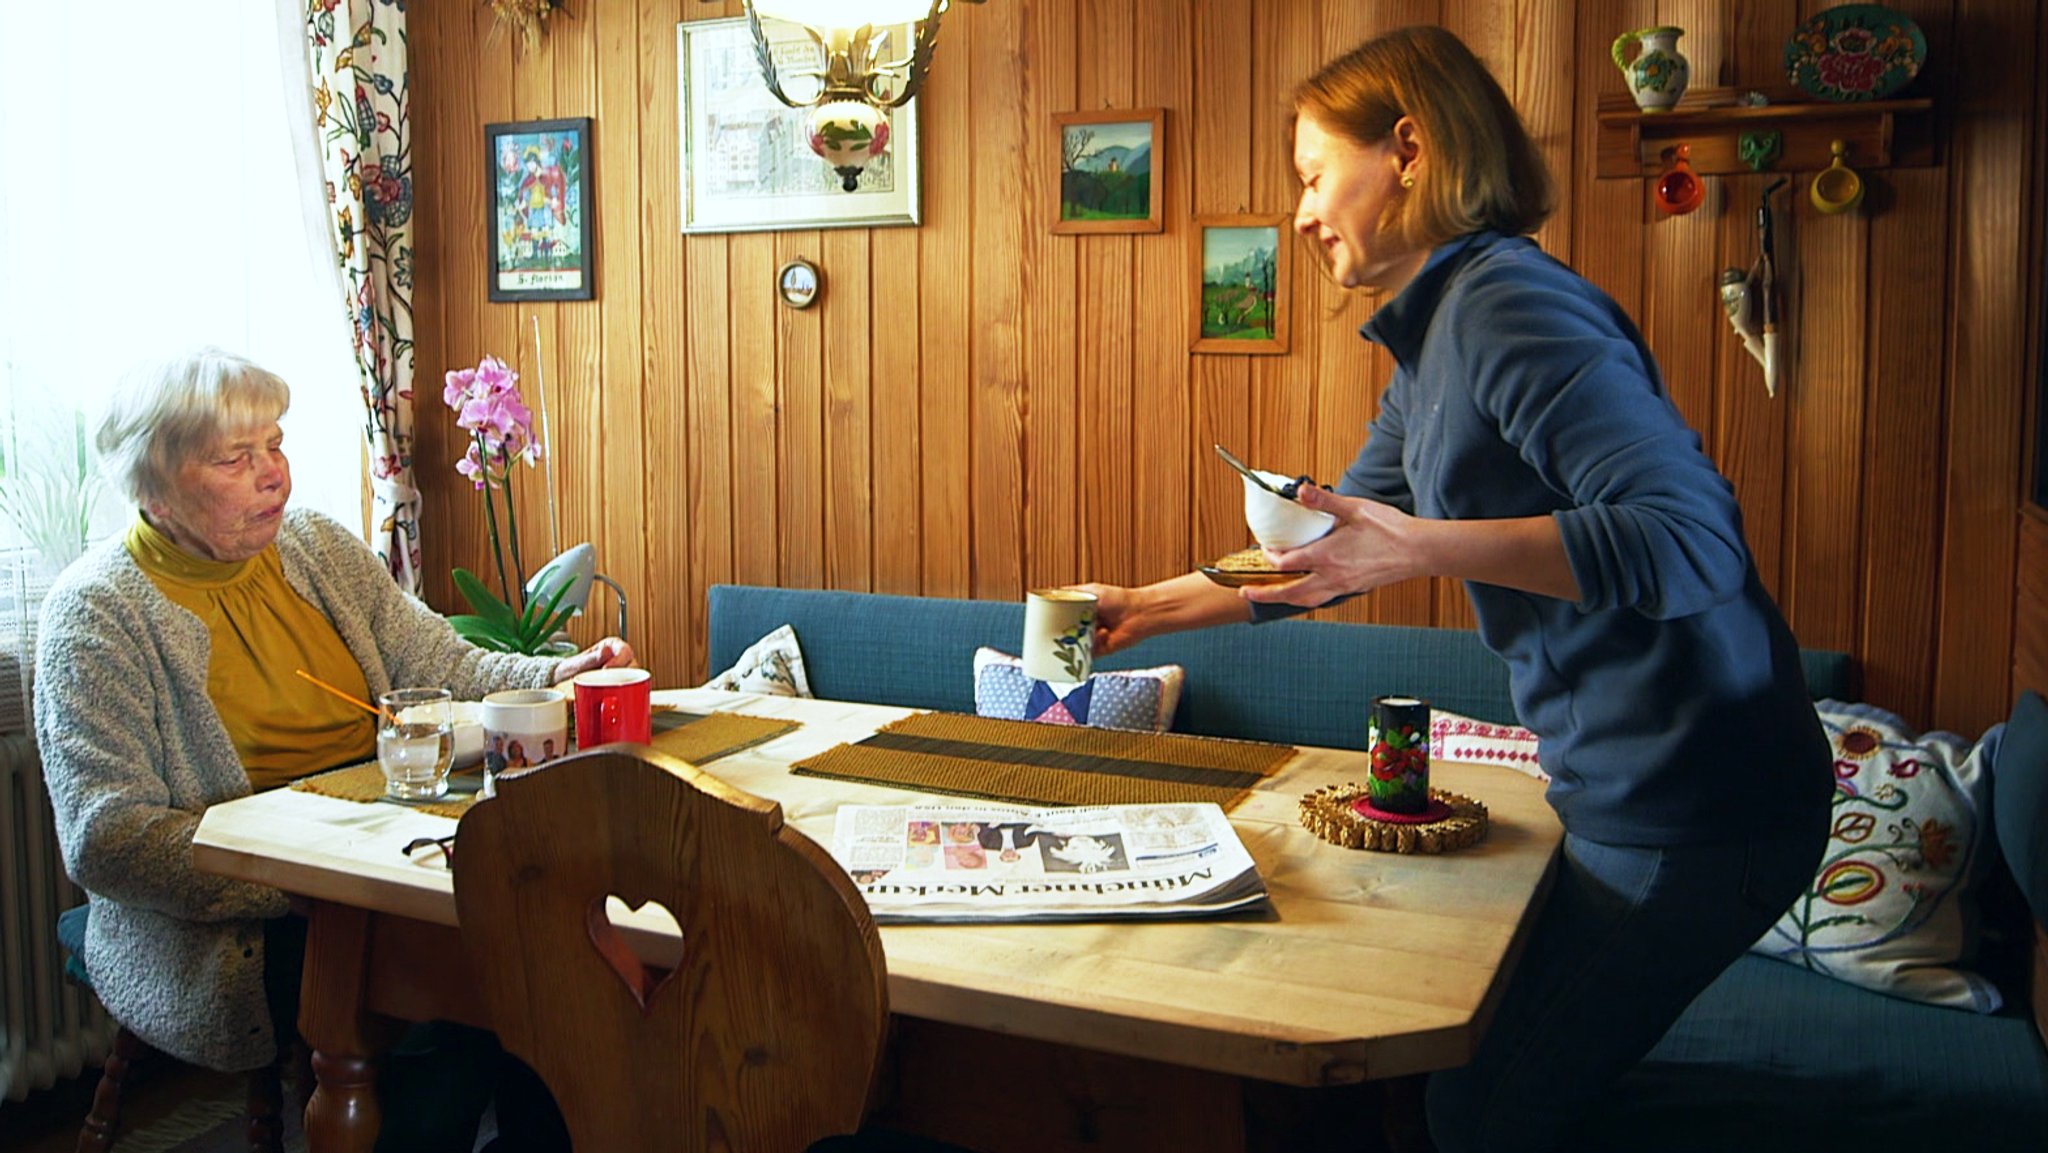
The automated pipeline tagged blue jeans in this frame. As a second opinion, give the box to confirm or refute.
[1425,823,1824,1153]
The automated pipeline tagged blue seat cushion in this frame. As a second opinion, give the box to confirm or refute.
[1571,955,2048,1153]
[56,903,90,986]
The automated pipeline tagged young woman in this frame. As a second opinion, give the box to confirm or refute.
[1079,26,1831,1151]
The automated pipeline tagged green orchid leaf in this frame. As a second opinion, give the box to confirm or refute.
[453,568,519,633]
[515,571,579,648]
[447,614,518,652]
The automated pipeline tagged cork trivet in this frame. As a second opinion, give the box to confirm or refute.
[1298,784,1489,853]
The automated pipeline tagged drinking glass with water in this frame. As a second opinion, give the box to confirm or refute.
[378,687,455,800]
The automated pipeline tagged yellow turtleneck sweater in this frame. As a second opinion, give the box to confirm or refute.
[126,516,377,790]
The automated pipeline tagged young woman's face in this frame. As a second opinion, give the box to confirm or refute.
[1292,113,1429,295]
[149,420,292,563]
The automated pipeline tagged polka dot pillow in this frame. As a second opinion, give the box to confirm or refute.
[972,648,1183,733]
[1750,699,2003,1012]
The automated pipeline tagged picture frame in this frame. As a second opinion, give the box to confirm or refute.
[1051,107,1164,235]
[1191,214,1291,355]
[777,257,822,309]
[677,17,921,234]
[486,117,595,302]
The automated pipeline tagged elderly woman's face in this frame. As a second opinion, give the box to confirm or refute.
[148,421,291,563]
[1292,113,1428,294]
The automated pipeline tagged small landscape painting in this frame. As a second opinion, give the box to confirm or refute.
[1051,108,1164,235]
[1191,214,1290,355]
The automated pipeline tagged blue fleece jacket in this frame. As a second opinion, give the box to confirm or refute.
[1291,231,1831,845]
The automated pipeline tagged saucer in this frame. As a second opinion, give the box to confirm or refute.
[1200,548,1307,589]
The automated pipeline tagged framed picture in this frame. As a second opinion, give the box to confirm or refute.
[1191,214,1291,355]
[1051,107,1164,234]
[486,117,595,302]
[677,18,920,234]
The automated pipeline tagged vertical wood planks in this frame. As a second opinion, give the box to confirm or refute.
[919,5,973,598]
[1934,0,2029,735]
[822,228,875,592]
[1073,0,1137,588]
[1023,0,1082,591]
[400,0,2037,735]
[1129,0,1193,585]
[968,2,1028,601]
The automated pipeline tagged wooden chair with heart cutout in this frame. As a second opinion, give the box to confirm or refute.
[452,744,889,1153]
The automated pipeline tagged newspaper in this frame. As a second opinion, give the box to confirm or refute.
[828,802,1269,923]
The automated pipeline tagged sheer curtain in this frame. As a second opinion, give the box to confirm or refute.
[0,0,366,555]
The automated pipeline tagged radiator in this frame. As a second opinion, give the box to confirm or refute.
[1,730,114,1101]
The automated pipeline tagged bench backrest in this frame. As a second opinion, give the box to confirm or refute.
[707,584,1854,751]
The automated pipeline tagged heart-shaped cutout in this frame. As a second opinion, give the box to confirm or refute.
[585,896,681,1014]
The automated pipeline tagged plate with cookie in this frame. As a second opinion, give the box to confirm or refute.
[1200,547,1308,588]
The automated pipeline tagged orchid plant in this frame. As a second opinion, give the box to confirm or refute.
[442,356,575,654]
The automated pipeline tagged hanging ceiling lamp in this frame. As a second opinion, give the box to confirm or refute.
[740,0,985,191]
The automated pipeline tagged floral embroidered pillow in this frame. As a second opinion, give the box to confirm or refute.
[1750,699,2003,1012]
[972,648,1183,733]
[701,624,814,698]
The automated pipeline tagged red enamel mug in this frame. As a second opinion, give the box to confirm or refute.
[572,668,654,746]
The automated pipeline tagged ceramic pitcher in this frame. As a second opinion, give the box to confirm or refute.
[1612,26,1691,112]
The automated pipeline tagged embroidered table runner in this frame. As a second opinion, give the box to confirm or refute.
[290,710,801,819]
[790,712,1297,811]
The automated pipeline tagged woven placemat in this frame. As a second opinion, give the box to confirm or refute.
[790,712,1296,810]
[290,711,800,817]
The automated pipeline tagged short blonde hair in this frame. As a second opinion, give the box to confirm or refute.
[96,348,291,506]
[1293,25,1553,250]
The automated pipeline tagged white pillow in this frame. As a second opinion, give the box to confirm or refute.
[1750,699,2003,1012]
[1429,709,1546,781]
[702,624,814,698]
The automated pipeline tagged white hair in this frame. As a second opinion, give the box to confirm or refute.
[96,348,291,506]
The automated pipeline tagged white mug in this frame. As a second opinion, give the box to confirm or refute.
[1022,589,1097,685]
[481,687,570,770]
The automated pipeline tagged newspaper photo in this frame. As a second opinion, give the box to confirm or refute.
[828,802,1269,923]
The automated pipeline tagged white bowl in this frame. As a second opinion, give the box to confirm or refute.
[1243,470,1335,549]
[448,702,485,767]
[395,700,485,768]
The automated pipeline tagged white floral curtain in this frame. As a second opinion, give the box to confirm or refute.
[301,0,421,591]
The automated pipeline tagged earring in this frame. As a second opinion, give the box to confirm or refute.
[1401,173,1416,189]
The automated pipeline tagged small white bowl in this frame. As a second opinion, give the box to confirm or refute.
[1243,470,1335,549]
[448,702,485,768]
[397,700,485,768]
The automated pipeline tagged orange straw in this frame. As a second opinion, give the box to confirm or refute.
[294,668,395,724]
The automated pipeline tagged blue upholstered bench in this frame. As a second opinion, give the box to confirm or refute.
[705,584,2046,1151]
[706,584,1849,749]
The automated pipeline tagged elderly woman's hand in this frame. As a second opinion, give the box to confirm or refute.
[551,637,636,684]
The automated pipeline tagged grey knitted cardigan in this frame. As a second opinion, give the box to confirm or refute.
[33,509,563,1071]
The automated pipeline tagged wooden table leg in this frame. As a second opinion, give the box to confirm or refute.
[297,902,402,1153]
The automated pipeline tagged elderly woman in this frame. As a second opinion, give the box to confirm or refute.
[34,348,626,1142]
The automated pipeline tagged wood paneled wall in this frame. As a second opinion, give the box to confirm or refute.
[408,0,2040,738]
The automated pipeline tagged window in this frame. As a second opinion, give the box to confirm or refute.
[0,0,364,552]
[0,1,365,728]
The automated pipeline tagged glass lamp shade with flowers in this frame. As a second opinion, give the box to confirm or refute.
[441,356,577,654]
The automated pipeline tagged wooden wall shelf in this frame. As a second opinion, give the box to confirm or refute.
[1596,86,1937,179]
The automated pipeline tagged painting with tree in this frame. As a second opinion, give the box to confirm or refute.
[1051,108,1164,235]
[1191,215,1290,355]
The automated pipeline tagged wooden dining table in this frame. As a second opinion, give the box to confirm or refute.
[191,688,1563,1153]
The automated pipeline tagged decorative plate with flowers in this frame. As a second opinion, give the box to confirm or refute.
[1784,4,1927,102]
